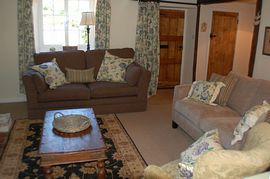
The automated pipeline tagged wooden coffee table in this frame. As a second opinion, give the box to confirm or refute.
[39,108,107,179]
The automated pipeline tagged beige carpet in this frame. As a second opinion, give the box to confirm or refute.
[0,89,193,167]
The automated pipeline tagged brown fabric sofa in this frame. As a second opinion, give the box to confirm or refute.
[23,48,151,119]
[172,72,270,149]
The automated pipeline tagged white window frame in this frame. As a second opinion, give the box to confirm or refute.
[35,0,95,52]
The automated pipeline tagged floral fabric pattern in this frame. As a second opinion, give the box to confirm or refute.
[95,0,111,49]
[178,162,194,179]
[18,0,35,93]
[187,81,225,105]
[135,1,160,96]
[31,59,68,89]
[180,129,223,165]
[231,101,270,145]
[97,51,134,83]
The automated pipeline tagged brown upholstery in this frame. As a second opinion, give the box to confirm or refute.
[34,50,86,73]
[125,63,142,86]
[38,84,90,102]
[89,82,138,98]
[32,71,48,93]
[23,48,151,119]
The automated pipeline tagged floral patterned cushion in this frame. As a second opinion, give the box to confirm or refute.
[187,81,225,105]
[180,129,223,165]
[231,101,270,145]
[31,58,68,89]
[178,162,194,179]
[97,51,134,83]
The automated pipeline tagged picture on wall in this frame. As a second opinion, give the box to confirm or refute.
[263,27,270,56]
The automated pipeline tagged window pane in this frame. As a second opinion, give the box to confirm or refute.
[44,30,65,45]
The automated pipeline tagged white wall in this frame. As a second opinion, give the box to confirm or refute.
[110,0,138,49]
[0,0,26,103]
[253,0,270,80]
[196,2,256,80]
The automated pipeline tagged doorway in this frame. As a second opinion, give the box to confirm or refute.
[159,9,185,88]
[207,11,238,79]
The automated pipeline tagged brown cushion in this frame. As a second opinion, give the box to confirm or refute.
[89,81,138,98]
[210,73,238,106]
[65,67,95,83]
[34,50,86,73]
[38,84,90,102]
[32,72,48,93]
[125,63,141,86]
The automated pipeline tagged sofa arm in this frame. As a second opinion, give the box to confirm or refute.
[22,69,41,105]
[136,64,151,100]
[144,165,173,179]
[173,84,192,105]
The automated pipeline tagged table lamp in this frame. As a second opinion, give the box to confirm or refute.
[80,12,95,51]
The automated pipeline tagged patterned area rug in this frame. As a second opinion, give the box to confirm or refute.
[0,114,147,179]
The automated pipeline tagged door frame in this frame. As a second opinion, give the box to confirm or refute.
[193,0,261,80]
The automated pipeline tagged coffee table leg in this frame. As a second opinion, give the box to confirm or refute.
[43,166,53,179]
[97,160,106,179]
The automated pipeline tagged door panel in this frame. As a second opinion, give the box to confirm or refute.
[207,11,238,79]
[159,9,185,88]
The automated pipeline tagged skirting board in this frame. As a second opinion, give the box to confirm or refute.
[0,96,26,103]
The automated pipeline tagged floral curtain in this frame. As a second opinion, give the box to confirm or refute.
[135,1,160,96]
[95,0,111,49]
[18,0,35,93]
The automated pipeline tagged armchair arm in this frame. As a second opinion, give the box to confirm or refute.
[22,69,40,105]
[144,165,173,179]
[173,84,192,106]
[136,63,151,100]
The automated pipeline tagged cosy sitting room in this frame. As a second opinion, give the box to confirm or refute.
[1,0,270,178]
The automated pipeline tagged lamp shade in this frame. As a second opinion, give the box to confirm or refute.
[80,12,95,26]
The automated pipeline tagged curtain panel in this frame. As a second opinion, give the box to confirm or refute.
[95,0,111,49]
[18,0,35,93]
[135,1,160,96]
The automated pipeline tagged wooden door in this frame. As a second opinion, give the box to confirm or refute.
[207,11,238,79]
[159,9,185,88]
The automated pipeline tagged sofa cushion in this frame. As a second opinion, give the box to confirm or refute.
[38,84,90,102]
[231,101,270,146]
[89,82,138,98]
[96,51,134,83]
[31,59,68,89]
[65,67,95,83]
[85,48,135,78]
[227,72,261,116]
[199,117,241,149]
[125,63,142,86]
[187,81,225,105]
[34,50,86,73]
[251,79,270,106]
[174,99,239,126]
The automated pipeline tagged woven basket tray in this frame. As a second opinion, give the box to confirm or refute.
[52,112,91,133]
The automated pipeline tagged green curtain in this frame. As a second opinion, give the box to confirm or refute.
[18,0,35,93]
[135,1,160,96]
[95,0,111,49]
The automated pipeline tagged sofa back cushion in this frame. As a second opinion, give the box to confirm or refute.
[251,79,270,106]
[85,48,135,78]
[227,72,261,116]
[34,50,86,73]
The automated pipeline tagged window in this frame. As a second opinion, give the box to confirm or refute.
[33,0,96,52]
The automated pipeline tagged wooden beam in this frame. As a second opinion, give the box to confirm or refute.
[248,0,262,77]
[193,4,201,81]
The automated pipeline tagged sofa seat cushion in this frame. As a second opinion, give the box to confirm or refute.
[89,82,138,98]
[174,99,240,126]
[38,84,90,102]
[199,117,241,149]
